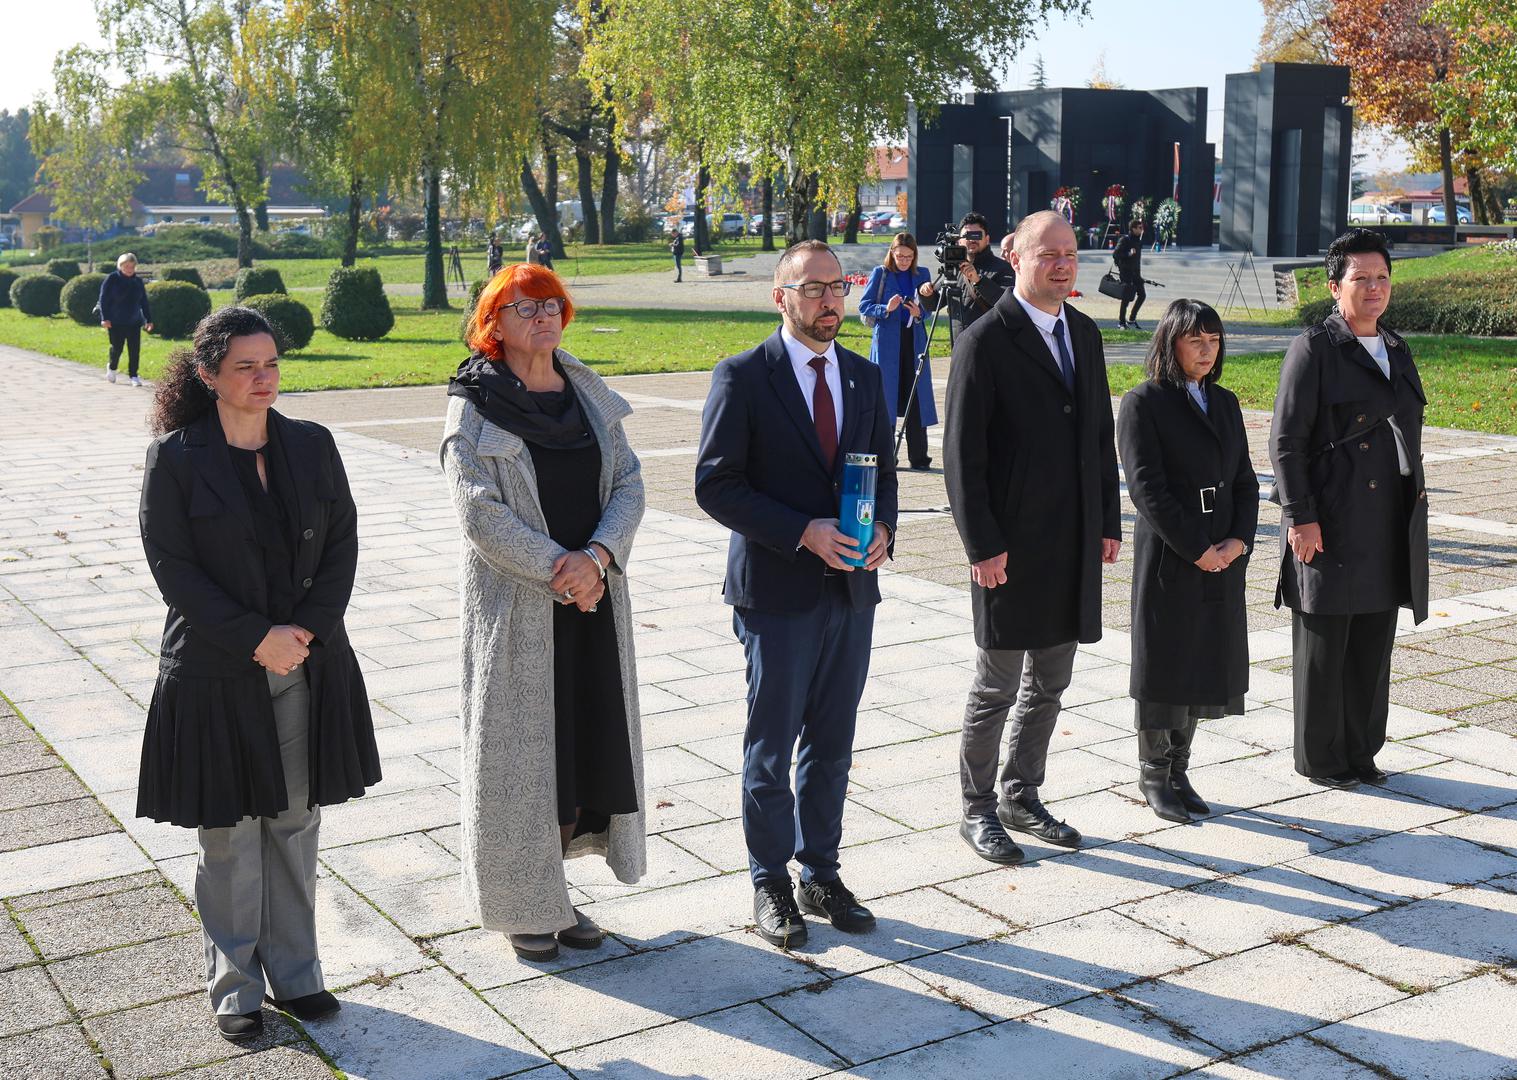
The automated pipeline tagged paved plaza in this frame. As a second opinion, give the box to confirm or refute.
[2,339,1517,1079]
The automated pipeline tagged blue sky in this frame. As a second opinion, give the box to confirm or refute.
[4,0,1406,169]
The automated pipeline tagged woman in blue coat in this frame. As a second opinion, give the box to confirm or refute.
[858,234,938,469]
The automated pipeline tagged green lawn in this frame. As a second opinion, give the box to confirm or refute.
[1108,336,1517,435]
[1294,245,1510,307]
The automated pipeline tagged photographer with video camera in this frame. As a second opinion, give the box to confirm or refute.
[917,212,1015,338]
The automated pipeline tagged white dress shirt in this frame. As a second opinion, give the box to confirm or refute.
[1014,291,1073,374]
[1357,334,1412,476]
[781,324,844,441]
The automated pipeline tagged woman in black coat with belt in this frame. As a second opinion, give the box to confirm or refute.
[138,306,381,1042]
[1118,299,1257,822]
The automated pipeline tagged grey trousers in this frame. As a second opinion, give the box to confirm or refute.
[197,668,324,1014]
[960,641,1078,815]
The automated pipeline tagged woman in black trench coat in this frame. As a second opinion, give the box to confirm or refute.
[1118,299,1258,822]
[137,306,382,1042]
[1270,229,1428,790]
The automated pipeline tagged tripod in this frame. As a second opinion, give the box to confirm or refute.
[893,268,955,515]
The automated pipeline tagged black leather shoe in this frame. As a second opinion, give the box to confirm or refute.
[267,990,340,1021]
[909,460,933,471]
[753,882,807,948]
[1308,772,1361,790]
[1167,720,1210,816]
[999,795,1082,847]
[1169,771,1210,816]
[798,876,875,932]
[959,814,1025,865]
[1353,762,1389,784]
[216,1011,264,1042]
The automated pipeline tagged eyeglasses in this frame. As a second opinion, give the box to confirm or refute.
[498,296,565,319]
[779,280,852,299]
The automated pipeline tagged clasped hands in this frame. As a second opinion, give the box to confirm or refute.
[801,519,889,572]
[550,544,609,612]
[254,625,313,676]
[1194,538,1249,573]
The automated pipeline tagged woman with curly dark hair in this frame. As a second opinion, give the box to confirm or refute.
[138,305,382,1041]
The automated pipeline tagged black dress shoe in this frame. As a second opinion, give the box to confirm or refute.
[216,1011,264,1042]
[267,990,340,1021]
[753,882,807,948]
[909,460,933,471]
[1308,772,1361,790]
[999,795,1082,848]
[798,876,876,932]
[960,814,1025,865]
[1353,762,1389,784]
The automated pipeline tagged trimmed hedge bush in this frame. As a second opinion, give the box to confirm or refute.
[0,269,17,308]
[242,293,316,352]
[61,273,107,326]
[160,266,205,289]
[146,280,212,339]
[320,267,394,341]
[1298,267,1517,336]
[45,259,81,281]
[233,266,287,302]
[11,274,65,317]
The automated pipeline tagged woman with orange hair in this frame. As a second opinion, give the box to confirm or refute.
[441,263,647,961]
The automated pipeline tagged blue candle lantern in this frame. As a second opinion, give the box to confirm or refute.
[839,452,878,569]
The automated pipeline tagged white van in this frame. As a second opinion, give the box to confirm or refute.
[1348,202,1411,224]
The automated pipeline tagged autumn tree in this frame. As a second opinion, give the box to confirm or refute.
[29,48,142,271]
[1328,0,1462,227]
[1256,0,1333,64]
[1428,0,1517,175]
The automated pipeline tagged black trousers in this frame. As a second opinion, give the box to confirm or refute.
[1119,279,1146,323]
[108,324,142,376]
[1291,608,1398,777]
[673,254,683,281]
[896,332,929,467]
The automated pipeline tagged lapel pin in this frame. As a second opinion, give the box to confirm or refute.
[848,379,855,389]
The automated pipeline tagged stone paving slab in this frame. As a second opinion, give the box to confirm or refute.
[3,342,1517,1077]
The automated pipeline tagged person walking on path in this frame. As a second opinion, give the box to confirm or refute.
[857,232,937,470]
[487,234,504,276]
[99,252,153,386]
[695,240,897,949]
[1117,299,1257,823]
[671,229,685,282]
[137,305,381,1043]
[1114,219,1147,329]
[944,210,1121,866]
[442,262,647,962]
[1271,229,1429,790]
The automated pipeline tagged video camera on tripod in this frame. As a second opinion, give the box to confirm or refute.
[933,225,968,281]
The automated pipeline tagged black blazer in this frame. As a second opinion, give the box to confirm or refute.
[944,290,1121,650]
[1270,312,1429,622]
[137,406,381,825]
[1118,380,1257,705]
[695,330,898,615]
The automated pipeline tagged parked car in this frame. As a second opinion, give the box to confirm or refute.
[888,212,906,230]
[748,212,788,235]
[717,213,746,238]
[1347,202,1411,224]
[860,211,895,233]
[1428,203,1472,224]
[678,214,696,238]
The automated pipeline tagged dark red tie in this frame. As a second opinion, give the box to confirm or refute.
[809,356,837,470]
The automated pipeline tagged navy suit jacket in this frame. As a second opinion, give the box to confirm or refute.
[696,329,898,614]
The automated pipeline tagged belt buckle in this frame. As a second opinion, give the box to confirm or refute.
[1199,486,1216,513]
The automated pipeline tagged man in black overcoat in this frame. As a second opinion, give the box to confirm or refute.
[944,210,1121,865]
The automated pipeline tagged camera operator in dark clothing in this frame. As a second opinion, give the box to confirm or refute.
[1114,219,1147,329]
[918,212,1016,338]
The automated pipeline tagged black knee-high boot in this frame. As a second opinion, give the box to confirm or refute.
[1168,718,1209,816]
[1138,729,1190,822]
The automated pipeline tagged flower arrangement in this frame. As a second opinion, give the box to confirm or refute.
[1104,184,1127,223]
[1051,185,1082,224]
[1154,198,1182,250]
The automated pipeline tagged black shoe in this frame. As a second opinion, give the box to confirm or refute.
[216,1011,264,1042]
[909,459,933,471]
[1353,762,1389,784]
[960,814,1025,865]
[1308,772,1361,790]
[1169,771,1210,816]
[998,795,1082,847]
[1117,321,1128,330]
[753,882,807,948]
[267,990,340,1021]
[798,876,876,932]
[1129,320,1143,331]
[1139,762,1192,823]
[1167,720,1209,816]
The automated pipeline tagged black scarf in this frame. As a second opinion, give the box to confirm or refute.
[447,352,594,450]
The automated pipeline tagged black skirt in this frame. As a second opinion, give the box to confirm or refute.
[526,418,639,832]
[137,642,382,829]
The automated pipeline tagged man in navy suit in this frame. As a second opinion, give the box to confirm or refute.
[696,240,898,948]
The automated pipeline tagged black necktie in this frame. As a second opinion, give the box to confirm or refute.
[1052,319,1076,393]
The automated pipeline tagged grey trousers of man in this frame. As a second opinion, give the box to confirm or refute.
[197,668,324,1015]
[960,642,1079,815]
